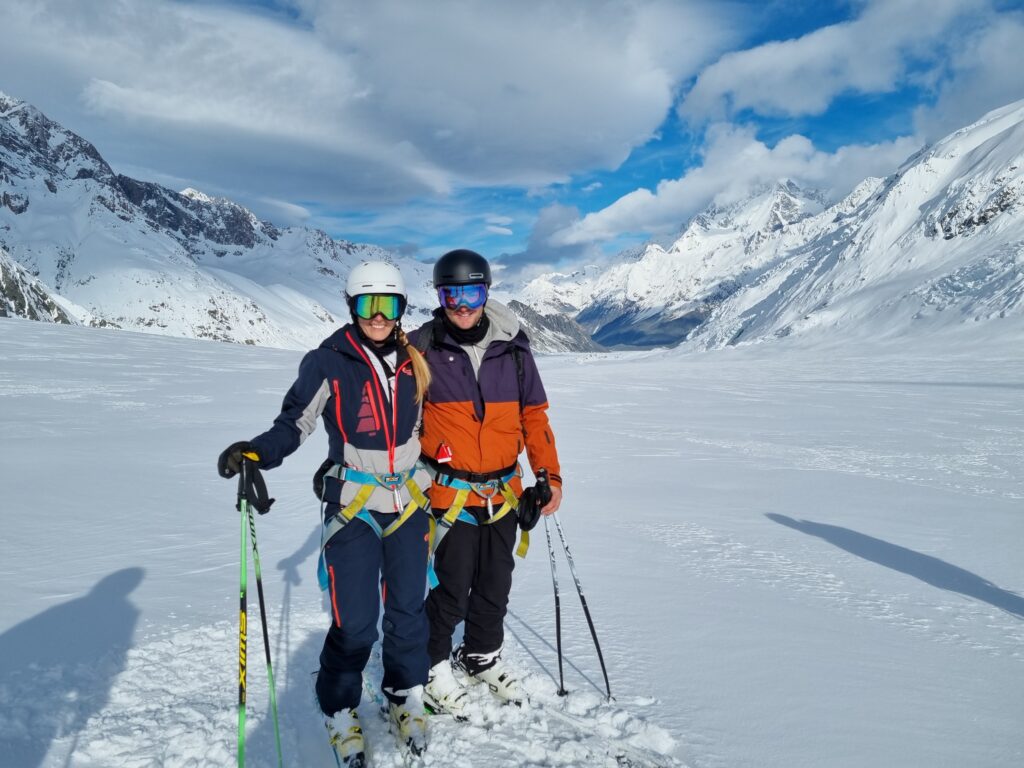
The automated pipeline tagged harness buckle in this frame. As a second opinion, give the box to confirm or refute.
[471,480,501,519]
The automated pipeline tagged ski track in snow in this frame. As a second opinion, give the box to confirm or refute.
[642,521,1024,661]
[601,390,1024,503]
[3,605,683,768]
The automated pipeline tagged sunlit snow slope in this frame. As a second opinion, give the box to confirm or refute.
[2,316,1022,767]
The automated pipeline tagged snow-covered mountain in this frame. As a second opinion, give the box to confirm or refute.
[4,89,1021,354]
[684,102,1024,349]
[572,181,830,347]
[505,299,605,353]
[513,264,611,317]
[0,91,603,352]
[0,245,73,322]
[0,92,437,350]
[524,102,1023,350]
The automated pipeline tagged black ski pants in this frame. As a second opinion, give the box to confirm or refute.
[316,506,430,715]
[426,505,518,672]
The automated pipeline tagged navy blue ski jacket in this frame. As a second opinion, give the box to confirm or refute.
[249,324,427,512]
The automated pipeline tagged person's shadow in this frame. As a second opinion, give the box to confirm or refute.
[766,514,1024,619]
[0,567,144,767]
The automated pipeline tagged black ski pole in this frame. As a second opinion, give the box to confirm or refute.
[544,513,568,696]
[553,512,612,701]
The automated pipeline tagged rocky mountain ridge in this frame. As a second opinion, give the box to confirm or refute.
[0,91,600,352]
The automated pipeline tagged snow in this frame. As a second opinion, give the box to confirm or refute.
[0,93,436,351]
[516,101,1024,352]
[2,316,1022,767]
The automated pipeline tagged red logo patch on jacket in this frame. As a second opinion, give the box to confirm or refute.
[356,381,382,435]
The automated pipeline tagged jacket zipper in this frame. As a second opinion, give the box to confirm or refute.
[332,379,349,443]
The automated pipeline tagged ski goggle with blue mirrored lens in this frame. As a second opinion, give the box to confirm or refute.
[352,293,405,320]
[437,283,488,310]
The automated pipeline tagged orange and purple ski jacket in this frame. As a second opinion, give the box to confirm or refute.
[409,301,561,509]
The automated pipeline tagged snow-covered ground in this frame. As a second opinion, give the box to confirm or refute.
[1,316,1022,767]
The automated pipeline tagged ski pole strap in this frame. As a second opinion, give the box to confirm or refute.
[237,454,274,515]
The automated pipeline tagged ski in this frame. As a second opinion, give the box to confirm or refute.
[324,712,370,768]
[424,682,676,768]
[362,673,425,768]
[312,672,372,768]
[535,702,678,768]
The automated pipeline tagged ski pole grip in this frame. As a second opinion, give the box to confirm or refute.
[236,459,248,510]
[238,457,275,515]
[536,468,552,507]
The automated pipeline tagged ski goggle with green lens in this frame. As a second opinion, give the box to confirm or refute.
[352,293,405,320]
[437,283,488,310]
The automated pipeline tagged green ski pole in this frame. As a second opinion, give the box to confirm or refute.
[237,455,283,767]
[237,463,249,766]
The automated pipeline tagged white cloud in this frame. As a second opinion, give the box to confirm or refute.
[552,124,921,245]
[486,225,514,236]
[680,0,990,122]
[501,203,608,275]
[303,0,744,186]
[254,197,313,227]
[912,15,1024,141]
[0,0,742,206]
[551,1,1024,249]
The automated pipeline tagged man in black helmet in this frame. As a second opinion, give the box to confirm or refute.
[411,249,563,715]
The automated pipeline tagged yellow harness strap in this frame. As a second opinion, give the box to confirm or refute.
[381,479,431,537]
[436,483,529,557]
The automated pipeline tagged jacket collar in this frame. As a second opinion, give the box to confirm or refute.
[320,323,409,365]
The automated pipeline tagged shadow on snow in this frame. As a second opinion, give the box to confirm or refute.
[0,567,144,768]
[766,514,1024,619]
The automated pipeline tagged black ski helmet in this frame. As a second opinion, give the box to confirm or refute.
[433,249,492,287]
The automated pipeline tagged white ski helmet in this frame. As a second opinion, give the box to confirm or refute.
[345,261,406,298]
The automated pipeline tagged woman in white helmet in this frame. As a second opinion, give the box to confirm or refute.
[218,261,432,764]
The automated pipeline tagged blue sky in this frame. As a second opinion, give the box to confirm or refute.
[2,0,1023,277]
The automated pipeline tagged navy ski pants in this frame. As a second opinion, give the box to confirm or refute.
[425,506,518,672]
[315,507,430,715]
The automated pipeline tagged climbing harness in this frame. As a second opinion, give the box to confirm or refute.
[424,459,531,559]
[316,463,435,589]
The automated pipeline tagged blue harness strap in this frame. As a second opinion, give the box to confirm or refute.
[316,464,435,590]
[430,466,531,559]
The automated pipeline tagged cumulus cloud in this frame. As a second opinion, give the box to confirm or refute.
[679,0,990,123]
[913,14,1024,141]
[551,0,1023,249]
[498,203,604,273]
[551,124,920,245]
[0,0,741,209]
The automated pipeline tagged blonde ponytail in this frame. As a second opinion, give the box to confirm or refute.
[396,326,431,403]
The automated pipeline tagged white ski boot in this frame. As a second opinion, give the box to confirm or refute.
[388,686,428,757]
[423,659,470,719]
[324,707,367,767]
[455,646,523,705]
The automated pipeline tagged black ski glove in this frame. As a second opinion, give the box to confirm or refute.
[517,486,542,531]
[518,469,553,532]
[218,441,257,479]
